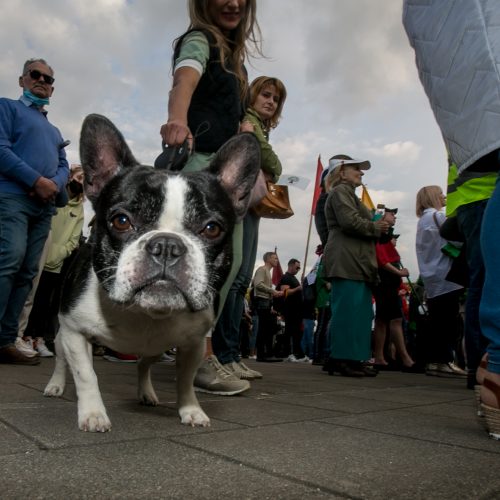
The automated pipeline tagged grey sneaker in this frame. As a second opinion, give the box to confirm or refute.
[223,360,263,380]
[194,355,250,395]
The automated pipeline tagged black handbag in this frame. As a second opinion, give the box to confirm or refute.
[433,212,468,287]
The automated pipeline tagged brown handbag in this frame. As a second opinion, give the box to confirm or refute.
[251,181,294,219]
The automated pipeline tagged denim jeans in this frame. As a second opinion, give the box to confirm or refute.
[212,211,260,364]
[456,200,489,373]
[0,194,54,347]
[301,318,315,358]
[479,177,500,374]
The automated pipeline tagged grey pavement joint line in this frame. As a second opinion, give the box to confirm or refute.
[168,436,364,500]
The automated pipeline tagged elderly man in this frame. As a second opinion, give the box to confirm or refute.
[0,58,69,365]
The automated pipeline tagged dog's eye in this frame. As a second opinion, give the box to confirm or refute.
[110,214,132,232]
[200,222,222,239]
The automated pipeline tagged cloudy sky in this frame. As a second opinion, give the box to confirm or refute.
[0,0,449,277]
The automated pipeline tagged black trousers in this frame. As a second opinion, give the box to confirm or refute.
[283,312,304,358]
[25,270,62,342]
[255,298,274,359]
[425,289,462,364]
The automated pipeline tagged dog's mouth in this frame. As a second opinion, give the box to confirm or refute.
[134,278,207,314]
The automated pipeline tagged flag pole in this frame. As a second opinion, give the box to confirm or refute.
[303,155,324,280]
[302,214,314,281]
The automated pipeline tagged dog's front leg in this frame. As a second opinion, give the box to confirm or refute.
[61,331,111,432]
[176,340,210,427]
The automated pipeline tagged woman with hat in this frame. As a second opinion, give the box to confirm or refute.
[322,156,391,377]
[372,216,415,371]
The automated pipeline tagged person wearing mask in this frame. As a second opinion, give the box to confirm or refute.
[23,165,85,356]
[0,58,69,365]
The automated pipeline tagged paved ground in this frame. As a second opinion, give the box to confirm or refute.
[1,356,499,499]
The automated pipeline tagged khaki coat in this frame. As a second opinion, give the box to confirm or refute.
[322,182,381,284]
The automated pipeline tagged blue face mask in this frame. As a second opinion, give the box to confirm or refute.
[23,89,50,107]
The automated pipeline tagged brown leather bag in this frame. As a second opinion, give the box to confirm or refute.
[251,181,294,219]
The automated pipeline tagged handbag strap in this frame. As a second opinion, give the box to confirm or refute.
[432,211,442,230]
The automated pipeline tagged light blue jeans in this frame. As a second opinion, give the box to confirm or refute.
[479,175,500,374]
[301,319,315,358]
[0,194,54,347]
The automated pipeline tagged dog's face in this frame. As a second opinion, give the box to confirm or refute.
[80,114,260,318]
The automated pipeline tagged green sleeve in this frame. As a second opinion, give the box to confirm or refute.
[175,31,210,72]
[244,111,282,183]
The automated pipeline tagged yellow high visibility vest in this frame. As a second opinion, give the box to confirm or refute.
[446,163,497,217]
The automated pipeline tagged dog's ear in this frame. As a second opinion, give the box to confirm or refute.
[208,133,261,221]
[79,114,139,204]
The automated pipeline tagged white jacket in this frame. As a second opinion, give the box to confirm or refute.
[403,0,500,173]
[415,208,463,299]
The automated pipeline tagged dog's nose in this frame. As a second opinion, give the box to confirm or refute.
[146,234,186,263]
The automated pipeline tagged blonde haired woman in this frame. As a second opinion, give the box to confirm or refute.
[160,0,262,169]
[415,185,466,377]
[160,0,263,395]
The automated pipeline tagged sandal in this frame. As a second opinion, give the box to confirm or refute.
[479,371,500,440]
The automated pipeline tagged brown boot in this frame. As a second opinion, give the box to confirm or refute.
[0,344,41,365]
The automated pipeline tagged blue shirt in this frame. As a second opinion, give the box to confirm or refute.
[0,96,69,196]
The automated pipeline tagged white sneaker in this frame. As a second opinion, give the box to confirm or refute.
[15,337,39,358]
[223,361,263,380]
[295,355,311,363]
[34,337,54,357]
[285,354,298,363]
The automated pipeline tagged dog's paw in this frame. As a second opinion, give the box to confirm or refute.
[179,405,210,427]
[78,411,112,432]
[139,392,159,406]
[44,383,64,397]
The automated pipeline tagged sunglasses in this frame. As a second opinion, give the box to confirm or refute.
[26,69,55,85]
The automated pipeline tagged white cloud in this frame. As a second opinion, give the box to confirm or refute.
[367,141,422,162]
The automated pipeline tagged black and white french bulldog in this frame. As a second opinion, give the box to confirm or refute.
[44,114,260,432]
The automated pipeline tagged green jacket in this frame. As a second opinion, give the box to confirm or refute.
[322,182,382,284]
[44,195,84,274]
[244,108,282,183]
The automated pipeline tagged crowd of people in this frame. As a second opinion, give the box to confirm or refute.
[0,0,499,441]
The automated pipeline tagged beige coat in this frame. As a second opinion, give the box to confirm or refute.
[322,182,381,284]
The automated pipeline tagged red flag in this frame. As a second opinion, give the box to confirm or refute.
[272,247,284,286]
[311,155,324,215]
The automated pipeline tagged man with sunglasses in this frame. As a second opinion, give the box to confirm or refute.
[0,58,69,365]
